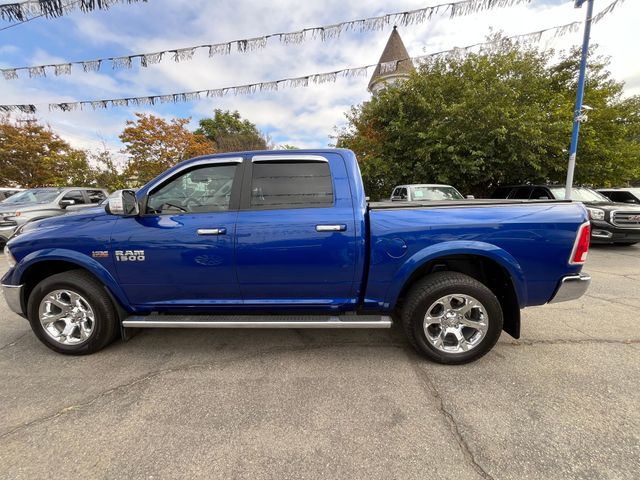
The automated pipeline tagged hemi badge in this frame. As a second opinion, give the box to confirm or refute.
[92,250,109,258]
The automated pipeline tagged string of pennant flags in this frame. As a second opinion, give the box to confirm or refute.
[0,0,626,114]
[0,18,603,115]
[0,0,147,23]
[0,0,534,81]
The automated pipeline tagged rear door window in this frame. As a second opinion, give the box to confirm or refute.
[531,188,552,199]
[87,190,107,203]
[249,160,333,209]
[491,187,512,199]
[510,187,533,199]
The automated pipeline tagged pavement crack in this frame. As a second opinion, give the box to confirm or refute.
[505,338,640,346]
[583,294,640,310]
[584,268,638,280]
[0,331,29,351]
[405,348,495,480]
[0,341,404,440]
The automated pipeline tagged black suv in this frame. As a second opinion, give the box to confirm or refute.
[597,188,640,205]
[491,185,640,246]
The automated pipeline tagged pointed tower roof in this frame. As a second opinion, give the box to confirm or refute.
[368,27,415,93]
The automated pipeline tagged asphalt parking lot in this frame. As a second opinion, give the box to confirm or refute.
[0,246,638,480]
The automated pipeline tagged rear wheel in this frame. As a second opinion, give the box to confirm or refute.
[27,270,119,355]
[401,272,503,364]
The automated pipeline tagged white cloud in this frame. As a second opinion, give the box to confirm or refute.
[0,0,638,152]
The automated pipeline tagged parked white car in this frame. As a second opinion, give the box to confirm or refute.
[390,184,471,202]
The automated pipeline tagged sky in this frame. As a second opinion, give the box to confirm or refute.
[0,0,638,158]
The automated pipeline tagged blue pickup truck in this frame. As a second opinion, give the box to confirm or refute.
[2,149,591,364]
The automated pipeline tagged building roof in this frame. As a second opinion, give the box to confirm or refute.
[368,27,415,91]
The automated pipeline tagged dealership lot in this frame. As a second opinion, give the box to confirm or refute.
[0,246,638,480]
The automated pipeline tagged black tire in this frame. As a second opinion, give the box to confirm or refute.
[401,271,503,365]
[613,242,637,246]
[27,270,119,355]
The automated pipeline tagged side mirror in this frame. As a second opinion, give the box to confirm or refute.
[107,189,139,216]
[465,195,475,199]
[60,199,76,208]
[625,199,638,204]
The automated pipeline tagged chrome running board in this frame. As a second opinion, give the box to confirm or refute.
[122,314,392,329]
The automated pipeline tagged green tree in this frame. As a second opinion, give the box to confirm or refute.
[0,118,94,187]
[337,39,640,200]
[120,113,216,185]
[90,148,128,191]
[196,109,269,152]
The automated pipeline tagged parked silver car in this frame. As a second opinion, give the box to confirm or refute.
[0,188,24,201]
[0,187,108,244]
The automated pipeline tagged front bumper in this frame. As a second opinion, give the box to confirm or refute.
[590,220,640,244]
[548,273,591,304]
[0,224,17,242]
[1,283,25,316]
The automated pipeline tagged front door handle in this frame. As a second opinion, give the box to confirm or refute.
[197,228,227,235]
[315,224,347,232]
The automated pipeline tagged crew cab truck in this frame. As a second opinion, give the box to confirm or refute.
[2,149,591,364]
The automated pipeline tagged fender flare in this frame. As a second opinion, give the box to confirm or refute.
[12,248,131,312]
[384,240,527,309]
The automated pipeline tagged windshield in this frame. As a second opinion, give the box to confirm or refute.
[411,186,464,201]
[549,187,611,203]
[2,188,62,205]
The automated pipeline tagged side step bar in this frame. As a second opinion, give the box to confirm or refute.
[122,314,392,329]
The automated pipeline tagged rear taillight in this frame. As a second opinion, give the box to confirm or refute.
[570,222,591,265]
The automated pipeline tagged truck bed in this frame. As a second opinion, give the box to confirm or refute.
[370,199,572,209]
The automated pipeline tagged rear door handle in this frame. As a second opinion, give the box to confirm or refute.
[197,228,227,235]
[315,224,346,232]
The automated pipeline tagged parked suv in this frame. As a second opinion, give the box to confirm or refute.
[597,188,640,205]
[0,187,108,244]
[491,185,640,246]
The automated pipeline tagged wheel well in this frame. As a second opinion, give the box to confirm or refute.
[397,254,521,339]
[21,260,85,307]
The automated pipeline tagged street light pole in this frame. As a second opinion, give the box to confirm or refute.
[565,0,595,200]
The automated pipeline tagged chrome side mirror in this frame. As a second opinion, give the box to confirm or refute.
[465,195,475,199]
[107,190,139,216]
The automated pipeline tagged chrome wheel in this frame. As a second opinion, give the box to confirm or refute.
[38,289,95,346]
[423,294,488,354]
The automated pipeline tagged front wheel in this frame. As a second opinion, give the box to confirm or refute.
[27,270,119,355]
[401,272,503,364]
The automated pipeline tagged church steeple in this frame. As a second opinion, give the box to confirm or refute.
[368,27,415,94]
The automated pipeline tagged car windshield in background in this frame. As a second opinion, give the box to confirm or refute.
[2,189,62,205]
[549,187,611,203]
[411,186,464,200]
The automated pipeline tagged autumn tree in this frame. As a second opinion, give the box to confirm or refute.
[338,39,640,199]
[0,117,94,187]
[196,109,269,152]
[120,113,216,184]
